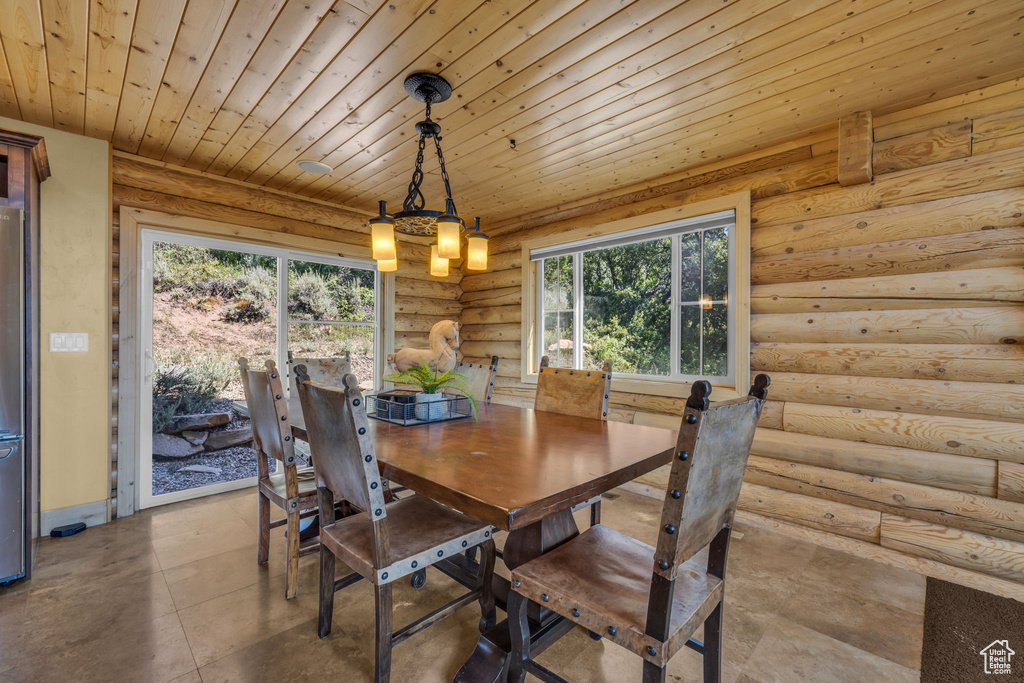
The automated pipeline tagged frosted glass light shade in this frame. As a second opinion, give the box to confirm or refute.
[430,245,449,277]
[436,219,461,259]
[466,234,488,270]
[371,220,397,261]
[376,258,398,273]
[465,217,489,271]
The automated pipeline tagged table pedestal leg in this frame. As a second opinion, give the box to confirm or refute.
[453,508,580,683]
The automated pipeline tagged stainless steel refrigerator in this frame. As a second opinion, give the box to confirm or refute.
[0,205,26,583]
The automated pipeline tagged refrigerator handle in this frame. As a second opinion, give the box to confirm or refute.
[0,447,14,460]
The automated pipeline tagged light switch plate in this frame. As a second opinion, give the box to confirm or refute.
[50,332,89,353]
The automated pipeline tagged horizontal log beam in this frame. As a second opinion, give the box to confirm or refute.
[763,372,1024,424]
[872,121,972,175]
[780,402,1024,463]
[752,266,1024,303]
[751,226,1024,285]
[751,342,1024,383]
[752,427,996,496]
[750,186,1024,257]
[745,456,1024,543]
[752,144,1024,228]
[739,483,881,543]
[751,306,1024,344]
[998,462,1024,503]
[880,515,1024,583]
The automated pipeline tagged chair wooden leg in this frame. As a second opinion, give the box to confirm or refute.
[590,499,602,526]
[642,661,667,683]
[318,545,336,638]
[257,490,270,565]
[507,589,530,683]
[285,509,301,599]
[477,539,496,633]
[375,581,394,683]
[703,601,724,683]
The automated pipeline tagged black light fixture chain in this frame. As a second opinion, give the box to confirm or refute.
[434,134,457,214]
[402,129,428,212]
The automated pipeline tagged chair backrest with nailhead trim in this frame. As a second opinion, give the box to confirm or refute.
[238,358,300,498]
[654,375,770,576]
[294,369,388,525]
[534,355,612,420]
[455,355,499,404]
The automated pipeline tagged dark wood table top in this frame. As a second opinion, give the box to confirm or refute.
[288,402,678,531]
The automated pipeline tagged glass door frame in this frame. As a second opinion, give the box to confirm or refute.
[138,228,381,509]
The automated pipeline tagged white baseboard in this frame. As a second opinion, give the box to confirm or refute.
[40,499,109,536]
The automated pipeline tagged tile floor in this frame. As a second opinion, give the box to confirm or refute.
[0,487,925,682]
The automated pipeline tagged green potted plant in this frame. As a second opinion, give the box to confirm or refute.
[383,360,478,421]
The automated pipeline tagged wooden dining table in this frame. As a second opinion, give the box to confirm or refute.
[287,400,679,683]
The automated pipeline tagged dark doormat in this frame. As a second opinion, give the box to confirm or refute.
[921,577,1024,682]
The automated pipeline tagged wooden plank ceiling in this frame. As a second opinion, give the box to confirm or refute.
[1,0,1022,225]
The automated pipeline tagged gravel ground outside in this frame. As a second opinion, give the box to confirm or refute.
[152,398,277,496]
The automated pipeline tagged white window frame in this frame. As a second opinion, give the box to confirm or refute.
[138,228,382,509]
[521,192,751,401]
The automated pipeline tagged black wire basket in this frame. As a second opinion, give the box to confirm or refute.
[367,391,473,426]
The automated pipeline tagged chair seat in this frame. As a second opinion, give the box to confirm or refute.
[259,466,318,505]
[320,494,492,585]
[511,524,723,666]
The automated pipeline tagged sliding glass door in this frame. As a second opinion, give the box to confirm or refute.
[139,230,380,508]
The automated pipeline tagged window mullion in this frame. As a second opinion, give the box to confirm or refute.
[276,257,288,392]
[537,259,544,370]
[670,234,680,379]
[573,251,583,369]
[698,233,705,376]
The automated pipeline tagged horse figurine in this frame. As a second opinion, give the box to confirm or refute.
[387,319,461,373]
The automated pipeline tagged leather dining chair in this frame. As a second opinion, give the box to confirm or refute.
[238,357,319,599]
[535,354,613,526]
[285,353,353,465]
[506,375,770,683]
[454,355,500,404]
[294,367,497,683]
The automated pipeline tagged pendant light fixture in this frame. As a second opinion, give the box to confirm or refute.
[465,217,490,271]
[368,73,489,276]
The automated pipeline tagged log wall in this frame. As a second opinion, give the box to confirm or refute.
[460,78,1024,591]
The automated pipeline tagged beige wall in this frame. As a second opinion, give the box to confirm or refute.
[0,116,112,514]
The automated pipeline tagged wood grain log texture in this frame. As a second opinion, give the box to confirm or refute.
[751,226,1024,285]
[751,342,1024,383]
[459,286,521,308]
[113,153,369,227]
[779,402,1024,463]
[998,462,1024,503]
[763,372,1024,424]
[394,296,462,317]
[737,510,1024,602]
[751,144,1024,228]
[837,111,872,186]
[745,456,1024,544]
[751,307,1024,345]
[880,515,1024,583]
[751,296,1008,315]
[739,482,881,542]
[871,121,972,175]
[751,427,996,496]
[752,266,1024,303]
[751,186,1024,257]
